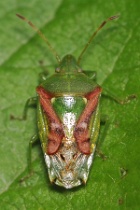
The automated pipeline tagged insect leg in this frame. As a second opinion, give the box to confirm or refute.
[102,88,136,104]
[20,134,39,182]
[22,97,37,119]
[11,97,37,120]
[38,60,50,83]
[28,134,39,173]
[96,115,109,160]
[83,70,97,81]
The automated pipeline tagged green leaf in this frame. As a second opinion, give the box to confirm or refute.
[0,0,139,209]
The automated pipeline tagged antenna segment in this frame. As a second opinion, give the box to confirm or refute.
[77,15,119,65]
[16,14,61,63]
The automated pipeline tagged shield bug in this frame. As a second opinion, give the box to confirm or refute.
[16,14,133,189]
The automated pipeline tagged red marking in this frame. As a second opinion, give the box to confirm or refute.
[74,86,102,154]
[85,86,102,99]
[36,86,53,99]
[36,86,64,155]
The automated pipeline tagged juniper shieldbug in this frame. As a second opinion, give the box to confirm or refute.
[15,14,135,189]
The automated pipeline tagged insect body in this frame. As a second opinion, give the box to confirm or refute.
[17,14,119,189]
[37,55,101,188]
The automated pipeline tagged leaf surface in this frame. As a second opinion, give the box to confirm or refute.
[0,0,139,209]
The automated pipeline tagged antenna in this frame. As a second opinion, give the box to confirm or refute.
[16,14,61,63]
[77,15,120,65]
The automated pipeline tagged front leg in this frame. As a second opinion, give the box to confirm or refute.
[102,88,136,104]
[10,97,37,120]
[84,70,136,104]
[83,70,97,81]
